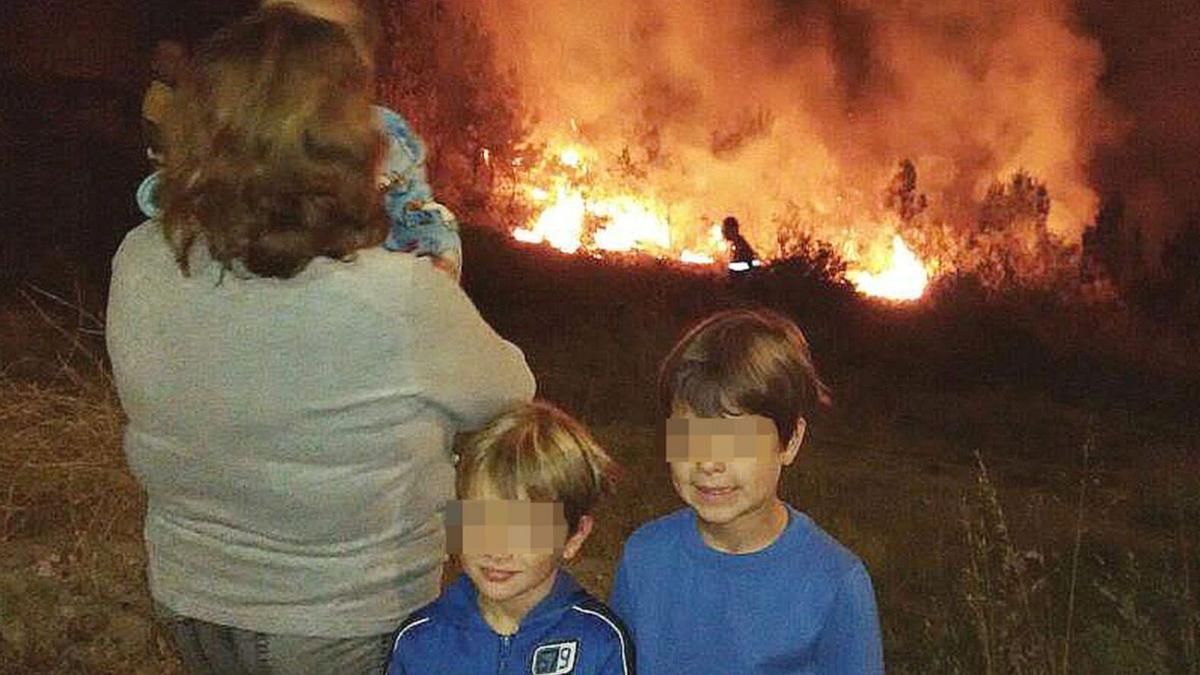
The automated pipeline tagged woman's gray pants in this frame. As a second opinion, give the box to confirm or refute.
[155,603,395,675]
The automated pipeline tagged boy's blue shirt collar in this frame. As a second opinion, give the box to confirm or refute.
[436,569,590,635]
[682,501,808,564]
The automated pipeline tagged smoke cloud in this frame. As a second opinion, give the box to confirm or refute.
[462,0,1111,254]
[1081,1,1200,261]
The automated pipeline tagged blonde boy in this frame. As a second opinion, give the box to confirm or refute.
[387,402,634,675]
[610,309,883,674]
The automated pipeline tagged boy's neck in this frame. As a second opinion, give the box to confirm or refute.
[477,568,560,636]
[698,497,790,554]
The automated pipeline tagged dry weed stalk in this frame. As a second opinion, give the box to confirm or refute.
[1,482,21,543]
[1060,424,1094,673]
[962,451,1059,675]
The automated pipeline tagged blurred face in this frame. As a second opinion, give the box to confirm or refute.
[667,406,803,552]
[448,480,591,626]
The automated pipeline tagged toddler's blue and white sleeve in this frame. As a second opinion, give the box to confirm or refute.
[373,105,463,278]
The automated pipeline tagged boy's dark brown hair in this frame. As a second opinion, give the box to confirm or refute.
[158,5,385,279]
[457,401,617,536]
[658,309,831,447]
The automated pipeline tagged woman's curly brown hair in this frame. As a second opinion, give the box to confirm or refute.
[158,5,386,279]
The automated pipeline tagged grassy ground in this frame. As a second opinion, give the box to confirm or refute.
[1,227,1199,673]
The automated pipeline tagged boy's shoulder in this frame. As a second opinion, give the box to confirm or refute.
[385,595,457,675]
[540,571,630,641]
[624,506,693,548]
[785,507,865,571]
[390,575,472,642]
[555,580,635,674]
[390,573,633,673]
[561,591,631,642]
[389,603,438,645]
[616,507,696,568]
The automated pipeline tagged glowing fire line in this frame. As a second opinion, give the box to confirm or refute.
[507,144,933,300]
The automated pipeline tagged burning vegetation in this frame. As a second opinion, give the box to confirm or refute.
[496,139,935,301]
[377,0,1115,303]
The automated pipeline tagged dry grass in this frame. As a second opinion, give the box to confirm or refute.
[9,367,1195,674]
[2,254,1199,673]
[0,285,184,675]
[0,375,184,675]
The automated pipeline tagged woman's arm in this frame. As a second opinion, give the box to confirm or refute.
[405,259,536,429]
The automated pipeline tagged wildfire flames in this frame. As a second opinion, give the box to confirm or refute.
[463,0,1111,304]
[510,143,717,262]
[845,235,930,302]
[508,144,931,301]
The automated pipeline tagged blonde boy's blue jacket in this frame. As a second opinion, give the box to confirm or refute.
[386,571,634,675]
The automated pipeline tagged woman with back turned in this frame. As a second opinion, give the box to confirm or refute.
[106,7,534,674]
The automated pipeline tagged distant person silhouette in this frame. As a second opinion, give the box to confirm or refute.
[721,216,762,278]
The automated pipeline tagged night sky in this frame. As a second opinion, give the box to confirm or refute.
[1078,0,1200,239]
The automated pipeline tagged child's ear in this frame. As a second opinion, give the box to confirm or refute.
[781,418,806,466]
[561,515,594,562]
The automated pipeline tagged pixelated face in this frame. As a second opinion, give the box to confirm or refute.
[666,408,802,544]
[447,499,567,555]
[447,480,589,611]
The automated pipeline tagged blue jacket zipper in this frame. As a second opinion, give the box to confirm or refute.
[498,634,512,674]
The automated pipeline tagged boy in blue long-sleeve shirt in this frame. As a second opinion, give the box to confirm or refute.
[610,309,883,674]
[388,402,635,675]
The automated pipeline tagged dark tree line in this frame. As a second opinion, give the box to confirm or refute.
[1084,199,1200,327]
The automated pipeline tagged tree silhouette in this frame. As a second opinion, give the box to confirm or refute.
[376,1,529,223]
[1159,215,1200,326]
[884,159,927,223]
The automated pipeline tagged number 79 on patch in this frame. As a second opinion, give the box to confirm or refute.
[531,640,578,675]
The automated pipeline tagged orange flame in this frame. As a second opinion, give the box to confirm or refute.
[510,142,934,300]
[846,235,930,301]
[510,145,720,263]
